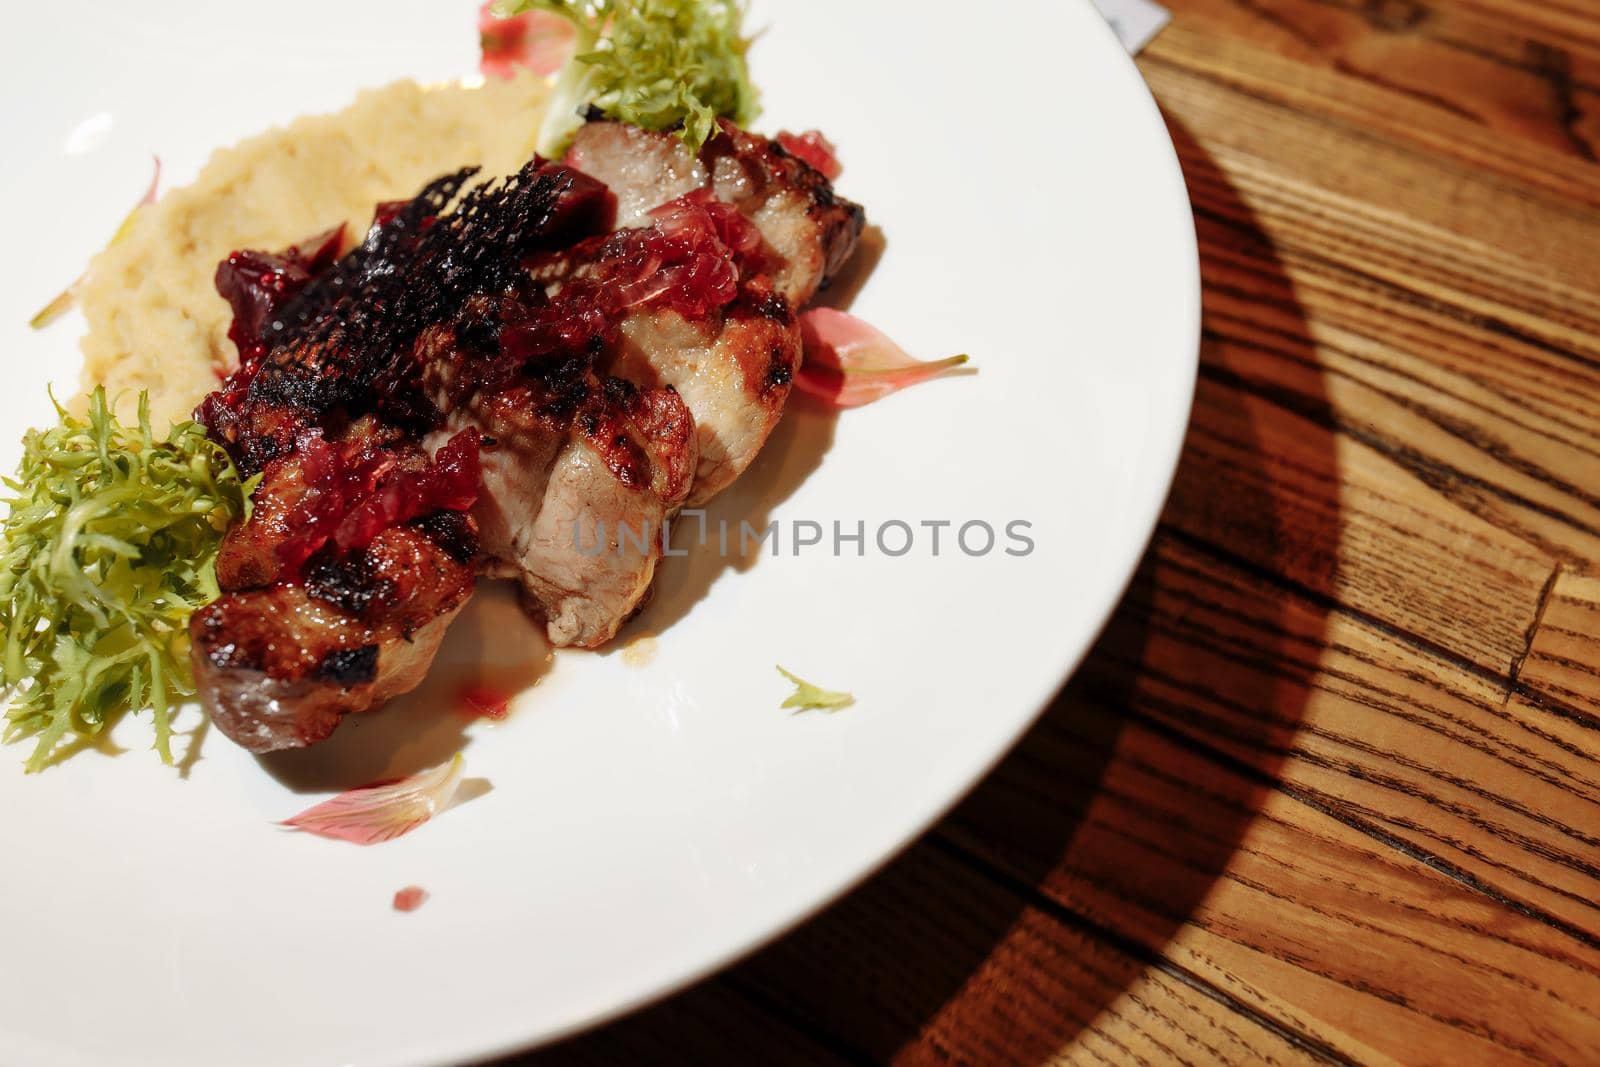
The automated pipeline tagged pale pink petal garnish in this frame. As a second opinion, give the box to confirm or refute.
[795,308,971,408]
[280,754,465,845]
[30,155,161,329]
[393,886,429,912]
[478,2,576,79]
[119,156,163,228]
[777,130,842,180]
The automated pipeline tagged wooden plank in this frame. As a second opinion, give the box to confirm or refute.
[1081,533,1600,938]
[1139,39,1600,314]
[1168,354,1556,673]
[1182,150,1600,463]
[943,672,1600,1066]
[723,840,1329,1066]
[1519,571,1600,720]
[1157,0,1600,171]
[1200,267,1600,566]
[1448,0,1600,53]
[1176,132,1600,568]
[1146,85,1589,661]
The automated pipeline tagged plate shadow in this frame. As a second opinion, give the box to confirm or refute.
[259,581,552,793]
[508,114,1344,1064]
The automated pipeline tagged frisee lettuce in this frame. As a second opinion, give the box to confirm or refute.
[492,0,759,156]
[0,388,251,771]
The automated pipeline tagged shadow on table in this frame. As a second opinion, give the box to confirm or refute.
[506,114,1342,1065]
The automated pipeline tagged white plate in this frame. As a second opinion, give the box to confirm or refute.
[0,2,1197,1063]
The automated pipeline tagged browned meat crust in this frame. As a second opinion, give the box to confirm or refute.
[422,319,698,648]
[192,121,866,752]
[192,524,476,751]
[566,119,865,306]
[558,120,861,503]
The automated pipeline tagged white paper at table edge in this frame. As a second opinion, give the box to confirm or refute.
[1090,0,1172,54]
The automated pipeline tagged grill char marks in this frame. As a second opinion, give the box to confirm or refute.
[419,306,697,649]
[200,163,613,473]
[560,120,864,504]
[704,118,866,305]
[566,119,865,307]
[608,291,800,505]
[556,119,870,505]
[191,162,616,753]
[191,523,476,752]
[192,120,867,752]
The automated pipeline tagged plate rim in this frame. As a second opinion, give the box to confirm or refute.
[443,16,1202,1067]
[0,2,1200,1062]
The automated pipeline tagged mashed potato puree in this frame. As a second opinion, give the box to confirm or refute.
[77,73,551,428]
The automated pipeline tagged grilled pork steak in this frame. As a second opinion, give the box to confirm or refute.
[565,120,864,503]
[565,120,863,308]
[192,121,864,753]
[191,527,475,751]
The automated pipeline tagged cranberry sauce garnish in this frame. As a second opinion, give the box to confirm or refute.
[488,188,762,389]
[776,130,842,181]
[214,224,345,374]
[274,429,483,571]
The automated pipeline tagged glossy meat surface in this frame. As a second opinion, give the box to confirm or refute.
[192,121,865,751]
[562,120,862,502]
[193,523,476,751]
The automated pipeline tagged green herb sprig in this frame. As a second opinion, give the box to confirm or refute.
[494,0,760,156]
[0,388,250,771]
[777,666,854,712]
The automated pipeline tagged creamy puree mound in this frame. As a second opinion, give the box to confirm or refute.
[77,73,551,429]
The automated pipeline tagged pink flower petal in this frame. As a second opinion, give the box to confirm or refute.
[280,754,465,845]
[795,308,971,408]
[117,155,162,229]
[479,2,575,79]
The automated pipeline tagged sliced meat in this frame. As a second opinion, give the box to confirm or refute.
[423,328,696,648]
[611,292,798,505]
[703,120,865,307]
[565,119,865,306]
[517,412,686,646]
[563,121,708,230]
[191,162,600,751]
[560,121,861,501]
[191,123,867,752]
[196,412,484,753]
[192,522,476,752]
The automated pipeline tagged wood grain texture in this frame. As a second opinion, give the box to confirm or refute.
[1078,534,1600,941]
[1520,572,1600,720]
[511,1,1600,1063]
[943,678,1600,1065]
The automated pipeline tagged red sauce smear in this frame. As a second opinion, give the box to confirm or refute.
[460,684,511,721]
[479,188,761,400]
[393,886,428,912]
[212,224,345,385]
[275,429,482,571]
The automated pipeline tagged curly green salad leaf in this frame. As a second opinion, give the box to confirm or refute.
[493,0,759,156]
[0,388,251,771]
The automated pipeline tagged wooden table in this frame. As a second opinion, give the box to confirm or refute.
[512,2,1600,1062]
